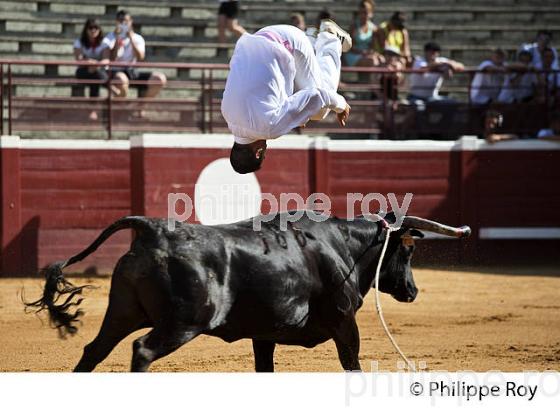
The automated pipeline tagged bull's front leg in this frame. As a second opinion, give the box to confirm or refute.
[332,316,361,371]
[252,340,276,372]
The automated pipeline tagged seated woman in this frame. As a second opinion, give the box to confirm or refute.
[376,11,412,66]
[73,18,109,120]
[344,0,382,69]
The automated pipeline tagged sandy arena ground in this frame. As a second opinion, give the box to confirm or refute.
[1,267,559,372]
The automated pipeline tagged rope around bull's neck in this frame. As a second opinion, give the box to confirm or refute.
[375,227,416,372]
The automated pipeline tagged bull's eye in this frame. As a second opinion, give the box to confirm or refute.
[402,236,415,247]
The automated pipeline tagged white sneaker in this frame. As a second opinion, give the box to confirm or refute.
[319,19,352,53]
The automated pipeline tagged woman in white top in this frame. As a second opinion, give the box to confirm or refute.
[73,18,108,98]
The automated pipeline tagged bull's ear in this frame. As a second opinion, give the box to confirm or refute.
[409,229,424,238]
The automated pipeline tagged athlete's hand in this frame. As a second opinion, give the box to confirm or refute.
[337,104,351,127]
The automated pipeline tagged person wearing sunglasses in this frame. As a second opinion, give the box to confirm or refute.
[73,18,110,119]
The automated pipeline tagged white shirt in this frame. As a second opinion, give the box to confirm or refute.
[470,60,506,104]
[101,31,145,63]
[73,38,106,60]
[521,43,559,70]
[409,56,450,99]
[497,67,537,103]
[221,33,347,144]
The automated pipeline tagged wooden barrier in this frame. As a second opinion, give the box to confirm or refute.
[1,134,559,275]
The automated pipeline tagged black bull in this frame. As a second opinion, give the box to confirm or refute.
[26,212,470,372]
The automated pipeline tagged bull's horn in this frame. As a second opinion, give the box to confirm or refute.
[401,216,471,238]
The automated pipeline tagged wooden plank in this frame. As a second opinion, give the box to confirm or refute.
[21,169,130,190]
[20,150,129,171]
[21,209,130,229]
[21,189,130,210]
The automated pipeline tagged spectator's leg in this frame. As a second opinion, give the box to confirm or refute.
[73,67,88,97]
[112,71,129,97]
[143,72,167,98]
[90,68,109,98]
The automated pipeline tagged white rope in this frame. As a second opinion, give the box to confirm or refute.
[374,227,416,372]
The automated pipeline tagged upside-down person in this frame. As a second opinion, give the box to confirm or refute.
[221,21,352,174]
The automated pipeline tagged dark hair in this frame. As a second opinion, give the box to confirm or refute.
[116,9,130,21]
[390,11,406,30]
[230,143,265,174]
[537,30,553,39]
[317,8,333,22]
[424,41,441,52]
[79,18,103,49]
[493,48,506,58]
[486,110,503,128]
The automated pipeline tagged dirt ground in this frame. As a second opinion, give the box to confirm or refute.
[1,267,559,372]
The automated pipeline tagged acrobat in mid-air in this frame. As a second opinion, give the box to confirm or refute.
[221,21,352,174]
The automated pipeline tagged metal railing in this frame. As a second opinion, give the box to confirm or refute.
[0,59,557,139]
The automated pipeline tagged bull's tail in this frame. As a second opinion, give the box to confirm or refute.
[24,216,154,338]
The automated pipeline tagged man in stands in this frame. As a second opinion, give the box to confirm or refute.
[407,42,464,103]
[218,1,246,43]
[497,50,538,103]
[289,12,306,32]
[536,47,560,104]
[222,22,352,174]
[102,10,167,98]
[470,49,507,105]
[521,30,559,71]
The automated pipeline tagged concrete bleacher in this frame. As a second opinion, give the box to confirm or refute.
[1,0,559,102]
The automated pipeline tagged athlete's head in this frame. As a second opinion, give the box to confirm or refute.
[230,140,267,174]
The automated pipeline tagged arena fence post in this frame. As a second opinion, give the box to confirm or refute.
[457,136,479,263]
[200,69,206,133]
[0,135,22,276]
[107,74,113,140]
[7,64,12,136]
[208,69,214,134]
[0,63,3,136]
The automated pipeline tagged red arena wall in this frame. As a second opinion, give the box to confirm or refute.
[1,135,559,276]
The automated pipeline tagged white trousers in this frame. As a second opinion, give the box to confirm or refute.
[262,25,343,120]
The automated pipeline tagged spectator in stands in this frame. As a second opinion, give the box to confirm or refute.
[497,50,538,103]
[344,0,383,68]
[315,9,333,28]
[408,42,464,103]
[73,18,109,120]
[536,47,560,104]
[218,1,246,44]
[470,49,507,105]
[521,30,559,70]
[537,111,560,140]
[102,10,167,99]
[484,110,518,143]
[380,45,405,100]
[74,19,108,97]
[375,11,411,66]
[290,12,306,31]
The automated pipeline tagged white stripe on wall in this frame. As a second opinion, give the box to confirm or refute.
[131,134,317,149]
[1,136,130,150]
[479,227,560,239]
